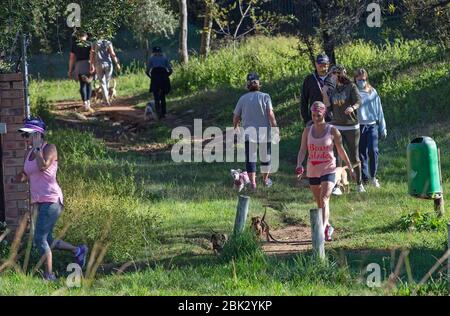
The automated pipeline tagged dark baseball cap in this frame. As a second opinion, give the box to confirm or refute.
[247,72,259,81]
[152,46,162,53]
[316,53,330,64]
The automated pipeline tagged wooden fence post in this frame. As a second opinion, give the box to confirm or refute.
[234,195,250,234]
[310,208,325,260]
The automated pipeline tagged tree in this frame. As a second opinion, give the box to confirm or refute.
[179,0,189,64]
[292,0,370,65]
[401,0,450,46]
[211,0,293,43]
[126,0,178,59]
[199,0,215,57]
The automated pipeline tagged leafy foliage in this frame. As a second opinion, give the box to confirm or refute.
[399,210,447,232]
[31,96,55,124]
[126,0,178,46]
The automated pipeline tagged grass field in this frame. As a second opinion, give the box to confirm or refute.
[1,36,450,295]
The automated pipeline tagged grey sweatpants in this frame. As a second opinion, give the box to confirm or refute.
[335,128,362,185]
[95,63,113,102]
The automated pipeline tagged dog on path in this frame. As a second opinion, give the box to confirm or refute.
[210,231,228,254]
[251,209,281,243]
[230,169,250,192]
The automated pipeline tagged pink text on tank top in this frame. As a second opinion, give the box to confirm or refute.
[306,124,336,178]
[23,143,64,205]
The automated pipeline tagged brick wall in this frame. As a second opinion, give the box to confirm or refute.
[0,73,29,230]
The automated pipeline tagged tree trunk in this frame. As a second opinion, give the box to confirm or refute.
[199,0,214,58]
[179,0,189,64]
[322,30,336,65]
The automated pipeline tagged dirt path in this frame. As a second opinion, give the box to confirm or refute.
[262,224,312,255]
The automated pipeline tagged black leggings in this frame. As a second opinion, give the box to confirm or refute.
[153,89,167,118]
[79,77,92,102]
[335,128,362,184]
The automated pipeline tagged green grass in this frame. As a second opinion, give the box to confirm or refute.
[3,36,450,295]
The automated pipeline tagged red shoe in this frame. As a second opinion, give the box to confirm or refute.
[324,225,334,242]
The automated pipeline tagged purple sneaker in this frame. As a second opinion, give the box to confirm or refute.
[75,245,88,268]
[43,272,57,282]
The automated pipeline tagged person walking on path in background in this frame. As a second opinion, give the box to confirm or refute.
[90,34,121,106]
[68,30,94,112]
[300,53,335,126]
[322,65,364,194]
[354,68,387,188]
[233,73,279,191]
[15,118,88,281]
[146,47,172,119]
[296,102,355,241]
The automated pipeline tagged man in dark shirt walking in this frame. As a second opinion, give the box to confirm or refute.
[300,53,335,126]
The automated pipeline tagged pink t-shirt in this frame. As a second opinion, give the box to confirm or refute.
[306,124,336,178]
[23,143,64,205]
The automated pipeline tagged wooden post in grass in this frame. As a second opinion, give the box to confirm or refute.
[234,195,250,234]
[310,208,325,260]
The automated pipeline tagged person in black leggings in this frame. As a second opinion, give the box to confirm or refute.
[68,31,94,112]
[146,47,172,119]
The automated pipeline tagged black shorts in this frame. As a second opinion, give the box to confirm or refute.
[309,173,336,186]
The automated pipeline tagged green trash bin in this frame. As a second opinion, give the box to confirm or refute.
[407,136,442,199]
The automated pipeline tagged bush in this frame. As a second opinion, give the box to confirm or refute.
[31,96,54,124]
[219,230,264,262]
[399,210,447,232]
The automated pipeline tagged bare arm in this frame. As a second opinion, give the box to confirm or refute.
[268,108,277,127]
[15,170,27,183]
[233,114,241,129]
[296,127,309,168]
[34,144,57,172]
[108,45,121,71]
[68,52,76,78]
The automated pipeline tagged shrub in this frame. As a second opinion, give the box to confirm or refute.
[31,96,54,124]
[219,230,264,262]
[399,210,447,232]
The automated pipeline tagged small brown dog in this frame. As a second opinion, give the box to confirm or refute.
[210,231,228,254]
[335,166,350,193]
[91,86,103,105]
[91,79,117,105]
[251,210,280,242]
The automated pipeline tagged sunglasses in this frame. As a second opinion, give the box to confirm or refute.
[21,133,33,138]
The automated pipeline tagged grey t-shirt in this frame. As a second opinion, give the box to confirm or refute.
[233,91,273,142]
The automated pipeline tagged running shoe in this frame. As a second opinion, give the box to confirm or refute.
[324,225,334,242]
[332,186,343,196]
[75,245,88,269]
[371,178,381,188]
[356,184,366,193]
[43,272,57,282]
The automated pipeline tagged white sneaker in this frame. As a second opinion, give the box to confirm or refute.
[371,178,381,188]
[332,186,343,196]
[356,184,366,193]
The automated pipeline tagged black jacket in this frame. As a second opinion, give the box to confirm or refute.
[300,71,335,124]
